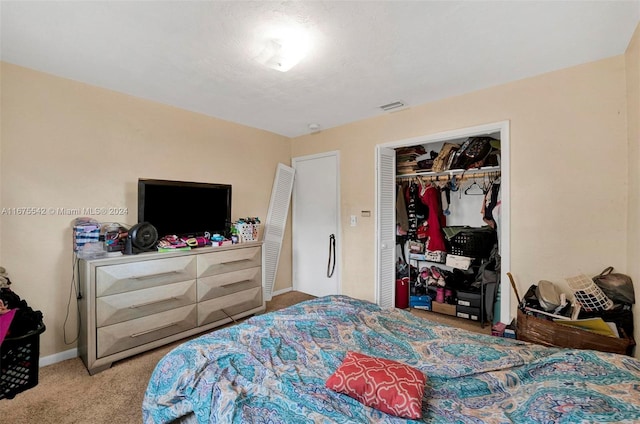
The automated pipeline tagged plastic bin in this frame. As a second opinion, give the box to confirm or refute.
[0,322,46,400]
[446,226,496,259]
[409,295,431,310]
[456,305,481,321]
[456,290,482,308]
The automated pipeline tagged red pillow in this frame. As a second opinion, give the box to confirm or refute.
[325,351,426,419]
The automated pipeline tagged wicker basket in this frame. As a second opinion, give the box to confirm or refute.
[516,309,634,355]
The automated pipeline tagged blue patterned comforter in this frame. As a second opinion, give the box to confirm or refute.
[142,295,640,423]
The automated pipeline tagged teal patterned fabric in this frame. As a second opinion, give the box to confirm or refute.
[142,295,640,423]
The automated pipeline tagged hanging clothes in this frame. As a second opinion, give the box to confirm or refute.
[406,182,418,241]
[492,186,502,248]
[481,177,501,228]
[417,182,447,252]
[396,183,409,234]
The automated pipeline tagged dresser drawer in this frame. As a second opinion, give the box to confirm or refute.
[198,286,262,326]
[197,267,261,302]
[96,305,197,358]
[197,246,261,278]
[96,256,197,297]
[96,279,196,327]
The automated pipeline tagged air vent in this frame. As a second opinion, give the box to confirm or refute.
[379,101,406,112]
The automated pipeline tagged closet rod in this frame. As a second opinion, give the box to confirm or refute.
[396,170,500,182]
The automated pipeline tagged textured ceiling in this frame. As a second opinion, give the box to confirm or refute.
[2,1,639,138]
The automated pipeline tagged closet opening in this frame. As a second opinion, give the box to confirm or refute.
[375,121,511,327]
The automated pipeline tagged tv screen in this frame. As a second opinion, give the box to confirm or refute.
[138,179,231,238]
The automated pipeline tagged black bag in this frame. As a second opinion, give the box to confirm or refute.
[470,246,500,322]
[592,266,635,305]
[450,137,494,170]
[0,288,44,338]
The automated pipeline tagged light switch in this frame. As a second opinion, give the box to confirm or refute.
[350,215,357,226]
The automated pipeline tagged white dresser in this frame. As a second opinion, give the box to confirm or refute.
[78,242,264,375]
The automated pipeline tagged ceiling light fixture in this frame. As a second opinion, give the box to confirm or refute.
[255,27,310,72]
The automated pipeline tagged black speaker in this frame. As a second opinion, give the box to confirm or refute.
[124,222,158,254]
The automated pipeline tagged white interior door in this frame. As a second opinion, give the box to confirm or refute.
[292,151,340,297]
[376,147,397,308]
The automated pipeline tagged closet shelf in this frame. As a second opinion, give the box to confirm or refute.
[396,166,500,181]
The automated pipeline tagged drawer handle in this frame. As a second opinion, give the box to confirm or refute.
[131,270,180,280]
[130,323,178,338]
[221,279,254,288]
[217,260,245,266]
[129,297,178,309]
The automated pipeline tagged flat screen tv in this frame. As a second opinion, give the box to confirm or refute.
[138,178,232,238]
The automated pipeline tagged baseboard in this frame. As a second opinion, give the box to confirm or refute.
[40,348,77,367]
[271,287,292,297]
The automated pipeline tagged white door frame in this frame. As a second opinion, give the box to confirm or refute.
[292,150,342,296]
[375,121,511,323]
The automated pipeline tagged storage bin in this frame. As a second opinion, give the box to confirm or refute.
[446,226,496,259]
[456,305,481,321]
[456,290,482,308]
[425,250,446,264]
[73,222,101,252]
[235,221,261,242]
[0,322,46,399]
[409,295,431,310]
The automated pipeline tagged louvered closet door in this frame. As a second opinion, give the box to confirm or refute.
[263,163,295,300]
[376,147,396,308]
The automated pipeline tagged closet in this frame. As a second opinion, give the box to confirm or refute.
[394,134,503,327]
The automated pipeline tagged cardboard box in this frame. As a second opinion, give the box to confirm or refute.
[432,302,456,316]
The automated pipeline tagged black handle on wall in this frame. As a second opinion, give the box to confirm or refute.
[327,234,336,278]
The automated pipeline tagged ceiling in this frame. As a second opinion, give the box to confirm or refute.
[2,1,639,138]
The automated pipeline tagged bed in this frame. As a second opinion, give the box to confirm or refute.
[143,295,640,423]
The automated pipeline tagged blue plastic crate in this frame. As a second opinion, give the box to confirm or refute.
[410,295,431,310]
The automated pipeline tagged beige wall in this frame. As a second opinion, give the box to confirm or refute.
[293,56,633,348]
[627,23,640,351]
[0,63,292,357]
[2,34,638,360]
